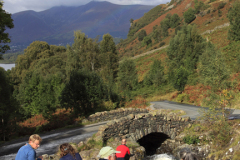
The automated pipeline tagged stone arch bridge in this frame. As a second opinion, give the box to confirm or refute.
[88,109,193,143]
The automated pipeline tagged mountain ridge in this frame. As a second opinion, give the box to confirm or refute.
[7,1,155,47]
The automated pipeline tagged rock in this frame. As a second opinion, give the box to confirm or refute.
[194,126,201,132]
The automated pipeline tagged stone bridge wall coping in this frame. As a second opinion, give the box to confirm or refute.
[94,110,193,142]
[86,108,149,123]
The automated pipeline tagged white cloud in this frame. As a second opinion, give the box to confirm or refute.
[2,0,169,14]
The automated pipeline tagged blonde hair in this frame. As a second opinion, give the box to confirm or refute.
[29,134,42,143]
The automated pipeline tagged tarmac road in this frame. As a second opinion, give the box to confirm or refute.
[151,100,240,120]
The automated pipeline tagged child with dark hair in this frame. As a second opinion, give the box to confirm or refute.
[59,143,82,160]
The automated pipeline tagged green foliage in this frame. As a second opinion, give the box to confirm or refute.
[172,66,189,92]
[138,29,147,41]
[0,67,18,140]
[194,1,210,14]
[176,93,189,102]
[198,43,229,91]
[222,41,240,72]
[159,42,165,47]
[127,5,164,38]
[217,2,226,10]
[160,18,170,37]
[144,60,165,87]
[17,71,65,119]
[118,58,138,99]
[184,8,196,24]
[210,119,232,148]
[99,34,119,84]
[0,2,14,55]
[60,69,108,116]
[218,9,222,17]
[143,36,152,46]
[0,51,23,63]
[153,27,162,43]
[170,13,180,28]
[167,25,206,91]
[13,41,53,83]
[227,0,240,41]
[183,135,200,144]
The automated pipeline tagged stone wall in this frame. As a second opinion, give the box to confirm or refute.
[85,108,149,123]
[94,109,193,143]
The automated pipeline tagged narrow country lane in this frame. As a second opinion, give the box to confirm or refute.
[151,100,240,120]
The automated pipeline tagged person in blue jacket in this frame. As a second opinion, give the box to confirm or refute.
[59,143,82,160]
[15,134,43,160]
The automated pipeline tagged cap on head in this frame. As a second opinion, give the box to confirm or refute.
[98,146,121,158]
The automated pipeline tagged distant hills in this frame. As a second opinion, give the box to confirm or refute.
[6,1,155,48]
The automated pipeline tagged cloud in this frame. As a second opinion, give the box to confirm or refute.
[2,0,169,14]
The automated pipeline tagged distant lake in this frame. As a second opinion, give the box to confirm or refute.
[0,63,15,71]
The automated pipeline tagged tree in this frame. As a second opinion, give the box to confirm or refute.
[60,70,107,116]
[118,58,138,98]
[0,2,14,57]
[138,29,147,41]
[144,60,165,87]
[143,36,152,46]
[184,8,196,24]
[13,41,52,83]
[167,25,206,91]
[99,34,119,83]
[227,0,240,41]
[170,14,180,28]
[198,43,229,91]
[0,67,18,140]
[172,66,189,92]
[130,18,134,24]
[17,71,64,119]
[153,27,162,43]
[160,18,170,37]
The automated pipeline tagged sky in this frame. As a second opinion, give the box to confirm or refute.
[2,0,169,14]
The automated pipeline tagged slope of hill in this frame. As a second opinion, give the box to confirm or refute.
[117,0,231,58]
[6,1,155,47]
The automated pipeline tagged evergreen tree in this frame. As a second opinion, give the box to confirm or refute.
[227,0,240,41]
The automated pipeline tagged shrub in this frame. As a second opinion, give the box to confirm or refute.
[159,42,165,47]
[184,8,196,24]
[217,2,226,10]
[138,29,147,41]
[218,9,222,17]
[183,135,200,144]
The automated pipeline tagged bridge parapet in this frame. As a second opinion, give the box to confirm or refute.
[86,108,149,123]
[94,109,192,142]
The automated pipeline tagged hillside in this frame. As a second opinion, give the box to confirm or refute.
[118,0,232,79]
[6,1,154,49]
